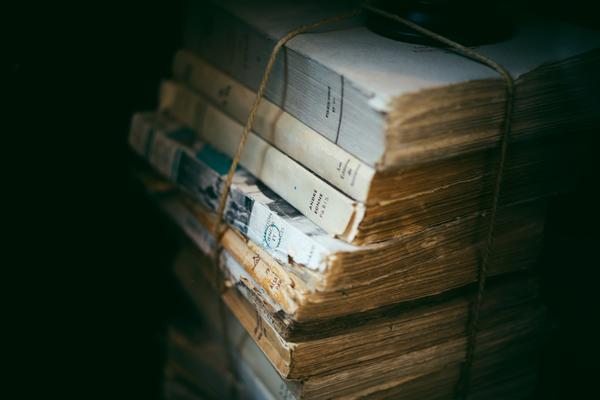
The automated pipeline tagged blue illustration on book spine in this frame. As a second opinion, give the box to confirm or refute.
[175,150,223,213]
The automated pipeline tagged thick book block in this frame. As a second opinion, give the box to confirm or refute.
[136,163,546,329]
[182,0,600,167]
[166,239,546,399]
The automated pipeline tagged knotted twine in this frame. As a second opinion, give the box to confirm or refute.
[211,2,515,398]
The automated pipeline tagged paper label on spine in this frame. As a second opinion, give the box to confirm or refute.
[246,202,322,270]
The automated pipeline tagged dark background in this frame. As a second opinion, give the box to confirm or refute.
[9,0,599,398]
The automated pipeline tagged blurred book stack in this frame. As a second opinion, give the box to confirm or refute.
[131,0,600,398]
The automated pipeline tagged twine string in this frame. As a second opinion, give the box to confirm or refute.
[211,3,514,399]
[362,4,515,398]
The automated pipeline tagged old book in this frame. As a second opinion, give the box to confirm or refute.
[130,115,548,322]
[183,0,600,167]
[158,79,585,245]
[167,235,546,399]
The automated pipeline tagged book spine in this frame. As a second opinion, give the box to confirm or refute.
[182,1,386,166]
[159,81,365,241]
[172,51,376,203]
[156,189,285,314]
[129,112,338,272]
[225,226,317,314]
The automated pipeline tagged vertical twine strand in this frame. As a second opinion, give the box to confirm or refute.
[362,3,515,398]
[211,8,363,240]
[210,9,362,400]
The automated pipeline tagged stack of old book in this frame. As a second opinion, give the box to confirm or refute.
[131,1,600,398]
